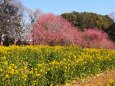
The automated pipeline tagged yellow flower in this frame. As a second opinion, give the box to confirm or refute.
[37,64,43,67]
[36,73,41,77]
[63,58,66,61]
[5,74,9,78]
[30,70,33,74]
[22,74,27,81]
[0,68,3,72]
[7,66,12,70]
[23,66,27,70]
[15,70,18,74]
[3,61,8,66]
[10,69,15,74]
[2,56,7,60]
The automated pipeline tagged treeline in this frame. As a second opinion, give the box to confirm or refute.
[0,0,115,46]
[61,12,115,41]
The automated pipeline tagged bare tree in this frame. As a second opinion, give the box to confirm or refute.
[26,8,42,44]
[109,12,115,22]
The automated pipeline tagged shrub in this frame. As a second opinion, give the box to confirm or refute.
[3,36,15,46]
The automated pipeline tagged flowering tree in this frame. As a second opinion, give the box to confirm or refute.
[83,29,113,48]
[0,0,24,46]
[33,13,76,45]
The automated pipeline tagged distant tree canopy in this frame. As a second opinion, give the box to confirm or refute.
[61,12,114,31]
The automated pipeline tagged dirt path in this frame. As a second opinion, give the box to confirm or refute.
[67,70,115,86]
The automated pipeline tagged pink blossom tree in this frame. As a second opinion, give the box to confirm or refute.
[33,13,77,45]
[82,29,114,48]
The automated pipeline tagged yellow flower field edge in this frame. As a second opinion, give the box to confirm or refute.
[104,79,115,86]
[0,46,115,86]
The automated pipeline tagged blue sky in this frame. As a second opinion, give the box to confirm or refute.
[21,0,115,15]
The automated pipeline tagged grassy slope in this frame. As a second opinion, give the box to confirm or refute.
[64,70,115,86]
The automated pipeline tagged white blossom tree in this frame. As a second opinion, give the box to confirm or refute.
[0,0,24,45]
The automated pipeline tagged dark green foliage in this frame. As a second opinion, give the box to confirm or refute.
[45,69,65,86]
[16,40,29,45]
[105,23,115,41]
[16,40,23,45]
[61,12,114,31]
[3,36,15,46]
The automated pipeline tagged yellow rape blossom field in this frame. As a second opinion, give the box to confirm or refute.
[0,45,115,86]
